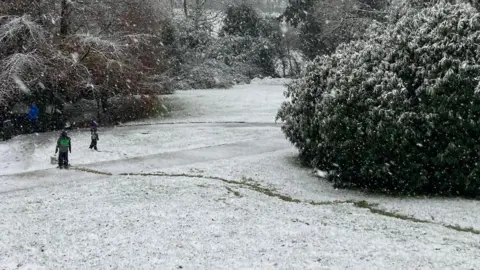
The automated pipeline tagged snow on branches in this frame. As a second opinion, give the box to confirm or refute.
[0,15,47,51]
[277,2,480,197]
[0,0,174,108]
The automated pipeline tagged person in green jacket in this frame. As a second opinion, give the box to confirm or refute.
[55,130,72,168]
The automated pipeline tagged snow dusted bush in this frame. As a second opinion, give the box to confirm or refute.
[222,4,261,37]
[219,5,286,79]
[169,5,282,90]
[167,11,247,90]
[275,49,305,77]
[0,1,173,134]
[173,59,245,90]
[167,3,302,90]
[218,35,275,78]
[277,2,480,197]
[281,0,388,60]
[104,95,161,124]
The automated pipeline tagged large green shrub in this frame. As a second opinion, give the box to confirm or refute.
[277,2,480,197]
[220,4,283,78]
[281,0,387,60]
[221,4,261,37]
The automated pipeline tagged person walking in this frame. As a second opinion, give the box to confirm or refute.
[89,121,99,151]
[27,103,39,133]
[55,130,72,169]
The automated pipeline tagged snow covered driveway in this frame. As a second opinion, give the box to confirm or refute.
[1,79,480,269]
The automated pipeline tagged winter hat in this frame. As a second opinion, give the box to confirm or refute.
[90,121,98,127]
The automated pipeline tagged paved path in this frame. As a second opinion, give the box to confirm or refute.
[2,81,480,269]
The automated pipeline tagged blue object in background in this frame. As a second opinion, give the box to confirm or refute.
[27,104,39,120]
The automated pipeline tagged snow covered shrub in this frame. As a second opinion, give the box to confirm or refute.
[166,12,244,90]
[173,59,242,90]
[104,95,160,124]
[221,4,261,37]
[219,6,284,78]
[218,34,277,78]
[281,0,387,60]
[277,2,480,197]
[275,49,306,78]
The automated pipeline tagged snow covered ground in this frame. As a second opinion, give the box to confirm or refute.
[1,78,480,269]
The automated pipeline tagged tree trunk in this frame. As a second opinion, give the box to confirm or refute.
[287,44,293,76]
[60,0,71,37]
[183,0,188,17]
[194,0,201,26]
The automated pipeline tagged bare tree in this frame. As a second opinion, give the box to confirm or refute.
[0,0,173,118]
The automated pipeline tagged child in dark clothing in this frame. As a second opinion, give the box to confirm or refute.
[89,121,99,151]
[55,130,71,168]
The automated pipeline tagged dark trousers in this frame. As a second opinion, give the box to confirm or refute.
[89,139,98,150]
[30,119,38,133]
[58,151,69,167]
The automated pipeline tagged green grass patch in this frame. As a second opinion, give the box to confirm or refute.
[73,167,113,176]
[354,200,428,223]
[445,225,480,235]
[225,186,242,197]
[309,200,354,206]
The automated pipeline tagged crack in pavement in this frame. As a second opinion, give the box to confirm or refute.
[72,167,113,176]
[120,172,305,203]
[3,163,479,236]
[120,171,480,235]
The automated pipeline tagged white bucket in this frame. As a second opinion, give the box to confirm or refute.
[50,156,58,165]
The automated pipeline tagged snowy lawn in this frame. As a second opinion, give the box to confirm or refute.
[1,78,479,269]
[1,174,480,269]
[0,123,281,175]
[158,148,480,234]
[127,77,292,125]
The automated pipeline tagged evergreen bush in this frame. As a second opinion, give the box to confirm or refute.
[277,2,480,197]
